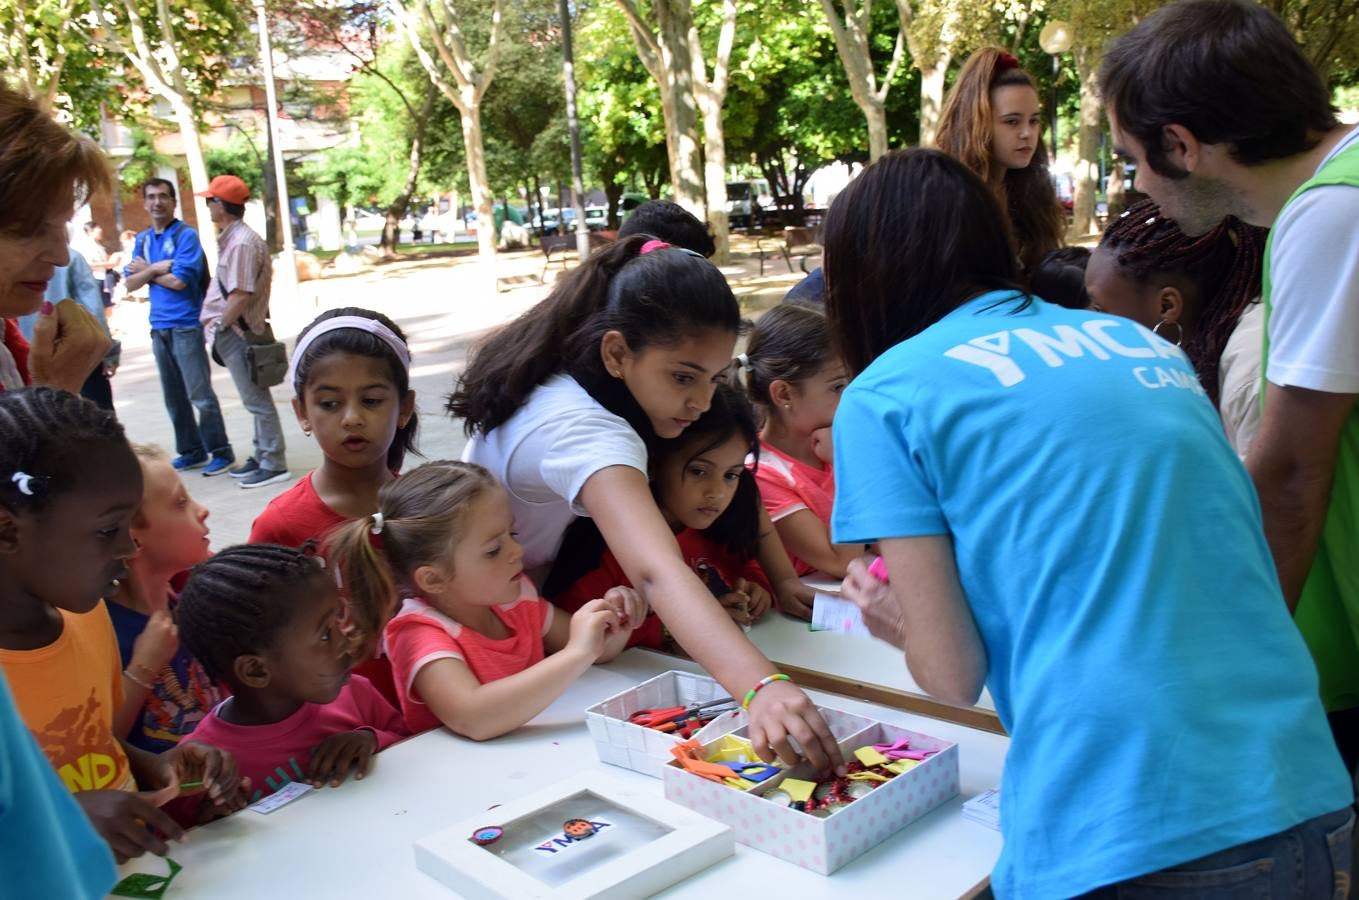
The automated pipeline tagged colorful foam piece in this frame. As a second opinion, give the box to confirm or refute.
[780,778,818,803]
[854,746,891,767]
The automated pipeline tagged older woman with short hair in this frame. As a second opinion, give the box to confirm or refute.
[0,85,113,392]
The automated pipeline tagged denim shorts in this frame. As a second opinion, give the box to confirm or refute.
[1081,807,1355,899]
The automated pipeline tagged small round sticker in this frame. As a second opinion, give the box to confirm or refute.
[471,826,503,845]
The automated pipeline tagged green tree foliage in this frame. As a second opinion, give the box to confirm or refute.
[0,0,118,129]
[575,0,669,221]
[725,4,913,216]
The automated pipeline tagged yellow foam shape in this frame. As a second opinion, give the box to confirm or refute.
[854,746,890,767]
[885,758,919,775]
[780,778,817,802]
[707,735,757,763]
[724,777,757,790]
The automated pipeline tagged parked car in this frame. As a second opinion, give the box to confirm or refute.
[727,179,772,228]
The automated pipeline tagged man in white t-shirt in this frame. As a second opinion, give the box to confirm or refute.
[1100,0,1359,775]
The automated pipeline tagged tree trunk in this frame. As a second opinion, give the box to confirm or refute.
[533,174,545,233]
[458,98,498,284]
[168,98,217,267]
[605,181,623,228]
[918,51,950,147]
[650,0,705,221]
[1069,48,1102,239]
[379,90,435,258]
[865,102,888,162]
[699,99,729,263]
[1106,164,1128,220]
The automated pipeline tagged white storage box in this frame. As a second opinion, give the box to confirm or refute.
[661,716,960,874]
[585,670,742,778]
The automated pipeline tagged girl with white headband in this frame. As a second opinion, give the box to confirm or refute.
[249,307,417,706]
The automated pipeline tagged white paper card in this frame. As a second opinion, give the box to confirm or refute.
[961,788,1000,830]
[249,781,314,815]
[810,591,871,637]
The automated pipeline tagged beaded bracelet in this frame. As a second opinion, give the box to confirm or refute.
[741,673,791,710]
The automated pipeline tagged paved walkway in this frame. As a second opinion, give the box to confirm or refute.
[108,238,807,549]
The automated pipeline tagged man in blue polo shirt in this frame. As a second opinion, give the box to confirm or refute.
[124,178,234,475]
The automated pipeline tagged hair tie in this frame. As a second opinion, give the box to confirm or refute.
[9,472,46,496]
[639,239,671,255]
[370,512,385,536]
[996,52,1020,71]
[735,353,751,371]
[287,315,413,393]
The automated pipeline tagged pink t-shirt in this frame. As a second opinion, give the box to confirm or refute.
[750,439,836,575]
[174,675,407,821]
[384,578,554,733]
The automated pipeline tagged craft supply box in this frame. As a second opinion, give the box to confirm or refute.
[585,670,741,778]
[585,670,885,779]
[661,719,960,875]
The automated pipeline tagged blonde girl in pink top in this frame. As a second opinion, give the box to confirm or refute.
[331,461,647,739]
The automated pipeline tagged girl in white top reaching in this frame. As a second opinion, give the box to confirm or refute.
[451,235,844,773]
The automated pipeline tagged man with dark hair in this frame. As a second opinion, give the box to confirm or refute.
[1102,0,1359,775]
[195,175,288,488]
[124,177,234,475]
[616,199,715,258]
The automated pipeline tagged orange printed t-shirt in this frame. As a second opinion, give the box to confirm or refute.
[384,577,554,733]
[0,601,134,794]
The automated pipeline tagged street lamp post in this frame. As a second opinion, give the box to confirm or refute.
[558,0,591,260]
[1039,20,1073,164]
[253,0,298,301]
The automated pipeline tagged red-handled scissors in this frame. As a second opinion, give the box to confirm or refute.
[628,698,737,731]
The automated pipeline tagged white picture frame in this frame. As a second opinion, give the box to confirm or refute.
[414,771,734,899]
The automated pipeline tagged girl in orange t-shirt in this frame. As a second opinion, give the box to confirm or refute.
[0,386,245,862]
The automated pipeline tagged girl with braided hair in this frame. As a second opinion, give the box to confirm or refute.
[0,386,245,862]
[1085,199,1268,455]
[173,543,408,822]
[935,47,1067,277]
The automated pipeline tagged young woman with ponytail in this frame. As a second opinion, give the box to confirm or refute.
[447,235,844,774]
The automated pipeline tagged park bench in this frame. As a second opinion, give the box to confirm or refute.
[497,231,618,292]
[755,225,823,276]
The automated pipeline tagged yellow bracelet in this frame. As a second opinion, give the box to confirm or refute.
[742,673,791,710]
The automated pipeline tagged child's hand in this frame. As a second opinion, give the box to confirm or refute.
[309,729,379,787]
[810,426,834,465]
[717,591,753,627]
[599,586,647,632]
[567,598,620,661]
[76,786,184,862]
[774,576,815,621]
[159,742,249,814]
[130,608,179,674]
[733,578,773,621]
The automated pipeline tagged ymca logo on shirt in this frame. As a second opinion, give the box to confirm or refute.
[943,317,1204,396]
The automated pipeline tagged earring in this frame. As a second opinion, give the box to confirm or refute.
[1152,319,1183,347]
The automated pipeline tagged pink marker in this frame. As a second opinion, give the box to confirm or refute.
[868,557,889,584]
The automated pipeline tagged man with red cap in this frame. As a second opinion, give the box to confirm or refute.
[195,174,289,488]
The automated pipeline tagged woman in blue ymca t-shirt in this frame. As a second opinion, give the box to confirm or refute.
[823,150,1354,898]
